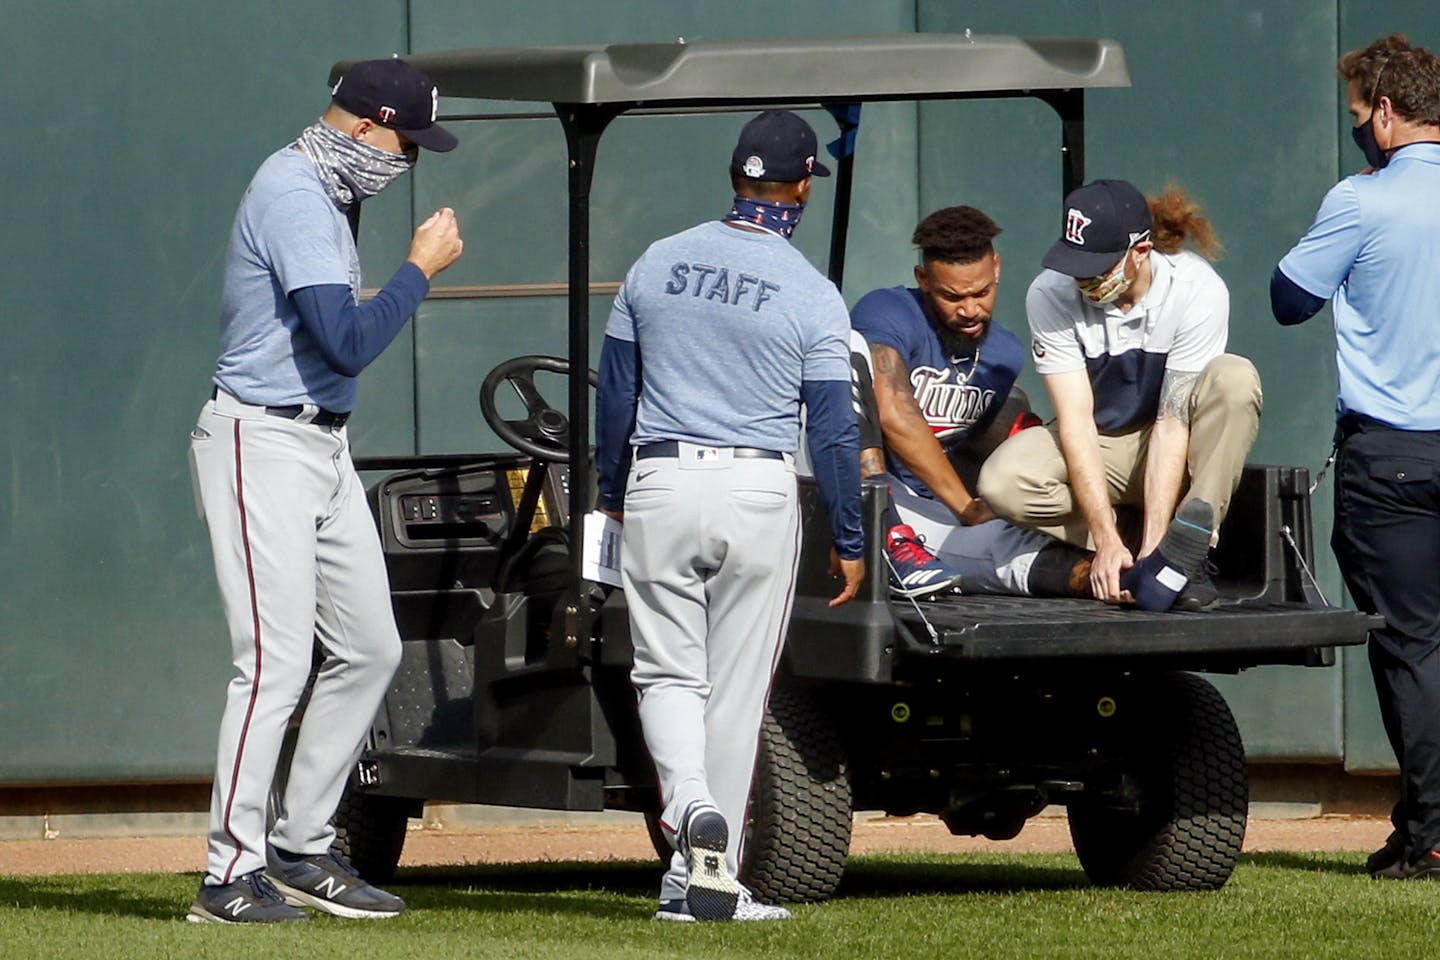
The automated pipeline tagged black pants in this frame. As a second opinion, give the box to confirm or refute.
[1333,418,1440,857]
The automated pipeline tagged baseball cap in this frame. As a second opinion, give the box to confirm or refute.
[1042,179,1152,277]
[730,110,832,182]
[331,57,457,153]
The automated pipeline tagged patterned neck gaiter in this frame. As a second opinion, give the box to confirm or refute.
[724,195,805,239]
[295,120,416,210]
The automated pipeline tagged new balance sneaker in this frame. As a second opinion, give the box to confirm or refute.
[1119,500,1214,612]
[680,805,740,921]
[186,869,310,924]
[655,888,792,923]
[1371,847,1440,880]
[1367,831,1408,876]
[654,899,698,922]
[885,524,963,598]
[265,848,405,919]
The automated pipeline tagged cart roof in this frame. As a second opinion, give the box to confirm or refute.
[332,33,1129,107]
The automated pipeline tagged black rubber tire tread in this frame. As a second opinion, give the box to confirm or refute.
[1068,671,1248,891]
[740,687,853,904]
[331,783,411,885]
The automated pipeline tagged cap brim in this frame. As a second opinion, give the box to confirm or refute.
[810,158,832,177]
[1041,239,1125,278]
[399,122,458,153]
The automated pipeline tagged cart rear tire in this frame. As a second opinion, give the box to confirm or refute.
[741,687,852,903]
[1068,672,1247,891]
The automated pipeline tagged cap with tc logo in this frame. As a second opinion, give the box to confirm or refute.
[730,110,832,183]
[1041,179,1152,278]
[331,57,457,153]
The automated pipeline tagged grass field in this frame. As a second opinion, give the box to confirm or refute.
[3,851,1438,959]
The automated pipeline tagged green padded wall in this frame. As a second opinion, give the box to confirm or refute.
[913,0,1429,764]
[405,1,919,452]
[0,0,915,784]
[0,0,413,782]
[1,0,1434,784]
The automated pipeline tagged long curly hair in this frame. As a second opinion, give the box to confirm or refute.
[1148,184,1223,262]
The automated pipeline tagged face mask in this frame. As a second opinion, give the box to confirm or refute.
[1077,253,1134,305]
[295,120,417,209]
[1352,118,1390,170]
[724,195,805,239]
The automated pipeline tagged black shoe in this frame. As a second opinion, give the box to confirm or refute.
[1174,561,1221,612]
[680,804,740,921]
[1371,848,1440,880]
[186,869,310,924]
[1367,831,1408,876]
[266,848,406,919]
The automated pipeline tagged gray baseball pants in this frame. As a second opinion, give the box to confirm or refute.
[621,444,801,903]
[189,390,401,885]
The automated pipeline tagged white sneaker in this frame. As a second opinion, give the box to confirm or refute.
[653,887,792,923]
[732,888,792,921]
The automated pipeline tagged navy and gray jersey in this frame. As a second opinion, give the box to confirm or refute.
[850,285,1024,498]
[1026,250,1228,433]
[596,220,862,558]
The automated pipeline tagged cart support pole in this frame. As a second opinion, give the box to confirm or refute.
[1038,89,1086,197]
[824,103,861,289]
[557,103,621,639]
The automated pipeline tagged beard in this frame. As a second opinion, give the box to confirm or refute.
[930,314,986,358]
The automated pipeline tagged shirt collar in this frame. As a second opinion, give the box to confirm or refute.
[1389,141,1440,164]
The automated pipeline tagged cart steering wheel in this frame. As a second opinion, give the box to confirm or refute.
[479,355,598,462]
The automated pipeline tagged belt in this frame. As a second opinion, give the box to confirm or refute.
[636,441,783,461]
[211,386,350,428]
[1336,413,1440,444]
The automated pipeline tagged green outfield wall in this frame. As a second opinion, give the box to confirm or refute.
[2,1,1435,784]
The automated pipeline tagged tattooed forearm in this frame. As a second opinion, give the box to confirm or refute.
[1158,369,1199,426]
[859,447,886,478]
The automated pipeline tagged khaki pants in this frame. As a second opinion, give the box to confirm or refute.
[977,354,1262,548]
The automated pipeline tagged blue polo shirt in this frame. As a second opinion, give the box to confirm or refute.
[1278,143,1440,429]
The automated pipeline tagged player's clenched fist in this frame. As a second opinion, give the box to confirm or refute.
[408,207,464,279]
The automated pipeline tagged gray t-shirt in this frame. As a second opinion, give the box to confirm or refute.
[605,221,850,451]
[214,146,361,410]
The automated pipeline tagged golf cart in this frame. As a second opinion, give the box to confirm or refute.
[328,35,1373,898]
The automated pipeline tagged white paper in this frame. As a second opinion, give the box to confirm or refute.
[582,510,624,587]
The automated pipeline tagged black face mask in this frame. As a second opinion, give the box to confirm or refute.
[1352,118,1389,170]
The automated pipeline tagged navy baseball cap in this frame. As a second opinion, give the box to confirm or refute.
[331,57,457,153]
[1042,179,1152,277]
[730,111,832,182]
